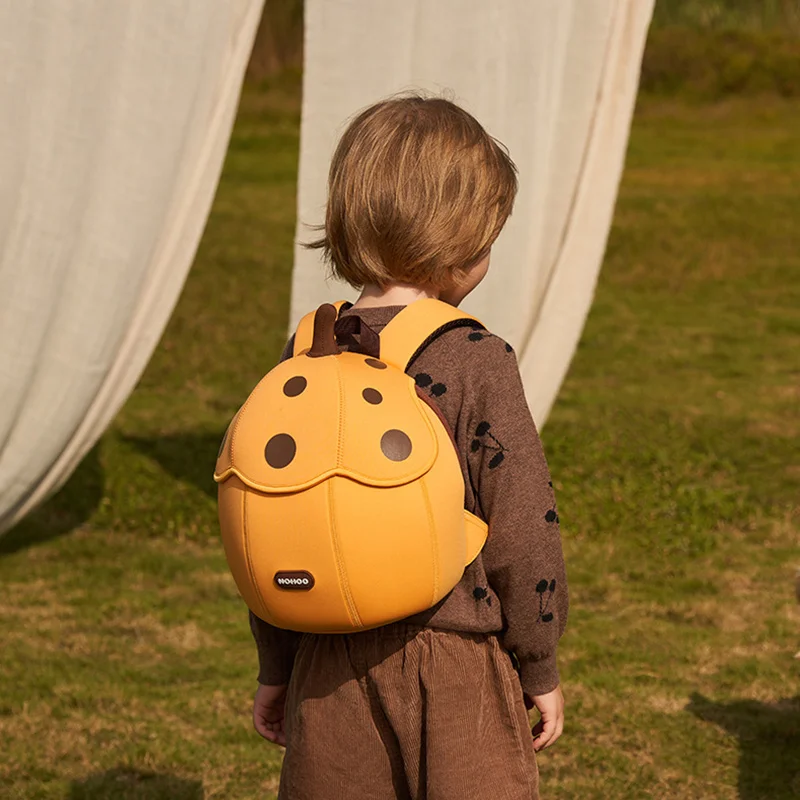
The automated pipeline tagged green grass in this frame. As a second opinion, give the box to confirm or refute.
[2,76,799,799]
[641,27,800,99]
[541,94,800,797]
[650,0,800,32]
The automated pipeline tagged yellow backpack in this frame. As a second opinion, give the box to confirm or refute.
[213,298,489,633]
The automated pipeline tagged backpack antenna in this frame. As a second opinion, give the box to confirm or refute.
[306,303,342,357]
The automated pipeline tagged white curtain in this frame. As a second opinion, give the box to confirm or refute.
[0,0,264,535]
[291,0,654,425]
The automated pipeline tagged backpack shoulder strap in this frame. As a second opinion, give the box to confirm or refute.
[292,301,350,356]
[378,298,484,371]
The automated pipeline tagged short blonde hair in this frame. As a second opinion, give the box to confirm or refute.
[305,94,518,290]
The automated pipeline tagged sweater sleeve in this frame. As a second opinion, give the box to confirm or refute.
[457,333,568,697]
[247,333,302,685]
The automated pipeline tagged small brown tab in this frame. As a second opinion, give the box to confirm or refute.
[307,304,341,358]
[274,570,315,591]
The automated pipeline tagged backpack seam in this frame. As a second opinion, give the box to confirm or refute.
[419,475,440,605]
[242,491,269,621]
[330,357,361,628]
[327,478,361,629]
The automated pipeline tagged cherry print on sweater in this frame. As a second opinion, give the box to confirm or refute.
[471,421,506,469]
[535,578,557,623]
[472,586,493,607]
[545,508,560,524]
[414,372,447,397]
[466,329,515,354]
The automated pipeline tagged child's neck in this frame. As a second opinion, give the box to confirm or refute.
[352,282,439,309]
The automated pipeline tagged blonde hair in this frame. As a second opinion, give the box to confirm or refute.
[305,93,518,289]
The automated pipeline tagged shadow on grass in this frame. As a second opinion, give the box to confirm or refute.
[124,432,223,499]
[687,692,800,799]
[0,445,104,557]
[69,767,203,799]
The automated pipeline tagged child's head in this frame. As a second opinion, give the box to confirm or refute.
[307,94,518,297]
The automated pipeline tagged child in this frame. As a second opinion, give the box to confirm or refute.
[250,94,568,800]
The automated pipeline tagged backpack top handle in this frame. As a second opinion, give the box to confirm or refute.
[306,303,342,358]
[293,301,350,357]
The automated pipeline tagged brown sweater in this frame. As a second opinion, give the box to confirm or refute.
[249,304,568,696]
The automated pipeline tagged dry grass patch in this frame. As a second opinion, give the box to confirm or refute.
[112,616,217,655]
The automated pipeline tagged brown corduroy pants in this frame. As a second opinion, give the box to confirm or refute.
[278,624,539,800]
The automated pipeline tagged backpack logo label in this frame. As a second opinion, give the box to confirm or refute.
[274,570,315,591]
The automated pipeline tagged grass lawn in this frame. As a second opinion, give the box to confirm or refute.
[1,74,798,799]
